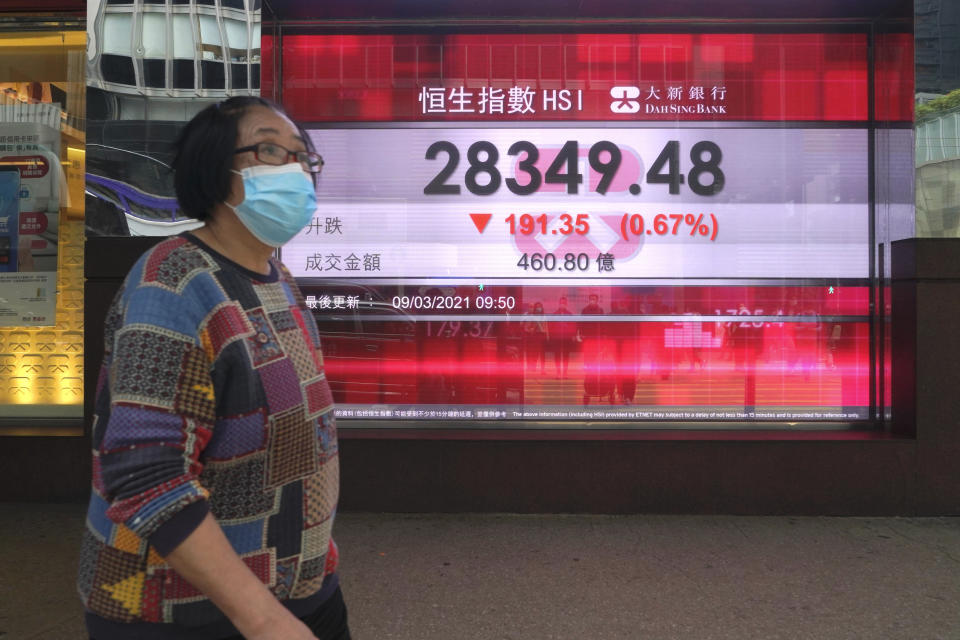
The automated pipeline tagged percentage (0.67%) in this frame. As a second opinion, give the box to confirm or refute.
[619,213,718,241]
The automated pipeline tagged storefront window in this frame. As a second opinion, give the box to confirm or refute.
[0,24,85,420]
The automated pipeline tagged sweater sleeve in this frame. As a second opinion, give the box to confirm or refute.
[96,279,217,547]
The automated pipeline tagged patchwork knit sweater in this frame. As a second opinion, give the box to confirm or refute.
[78,235,340,639]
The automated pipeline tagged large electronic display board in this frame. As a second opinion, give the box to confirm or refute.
[277,32,906,425]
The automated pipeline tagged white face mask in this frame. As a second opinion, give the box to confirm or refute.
[228,163,317,247]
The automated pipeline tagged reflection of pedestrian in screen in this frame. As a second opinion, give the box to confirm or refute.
[825,323,841,369]
[729,303,762,372]
[579,294,612,404]
[728,302,763,412]
[78,97,351,640]
[782,297,801,368]
[581,293,603,317]
[682,312,704,371]
[550,296,576,377]
[611,298,638,404]
[793,302,821,379]
[522,301,547,373]
[420,287,455,403]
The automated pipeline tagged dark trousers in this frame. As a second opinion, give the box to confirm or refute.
[298,587,351,640]
[91,587,351,640]
[223,588,351,640]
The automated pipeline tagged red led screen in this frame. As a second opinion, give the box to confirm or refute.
[267,30,912,424]
[280,33,872,122]
[874,32,914,122]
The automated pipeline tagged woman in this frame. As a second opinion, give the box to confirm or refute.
[78,97,350,640]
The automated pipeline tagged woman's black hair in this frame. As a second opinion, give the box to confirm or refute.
[171,96,316,220]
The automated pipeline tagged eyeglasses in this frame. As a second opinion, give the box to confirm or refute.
[234,142,324,174]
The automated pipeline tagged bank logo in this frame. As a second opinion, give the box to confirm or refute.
[610,86,641,113]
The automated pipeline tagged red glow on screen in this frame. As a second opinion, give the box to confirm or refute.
[307,285,872,419]
[874,33,914,122]
[697,34,756,64]
[261,34,274,99]
[278,32,875,122]
[319,320,869,410]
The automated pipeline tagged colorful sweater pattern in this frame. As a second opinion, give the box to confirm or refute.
[77,235,339,631]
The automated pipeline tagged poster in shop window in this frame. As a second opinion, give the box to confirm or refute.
[0,122,64,327]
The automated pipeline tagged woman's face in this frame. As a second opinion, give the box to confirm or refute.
[226,105,308,206]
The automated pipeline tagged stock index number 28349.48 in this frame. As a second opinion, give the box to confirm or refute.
[423,140,724,197]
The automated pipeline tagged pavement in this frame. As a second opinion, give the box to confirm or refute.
[1,503,959,639]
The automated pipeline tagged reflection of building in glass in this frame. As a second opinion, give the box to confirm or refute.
[916,0,960,96]
[916,107,960,236]
[85,0,262,236]
[915,1,960,237]
[87,0,261,102]
[916,1,960,236]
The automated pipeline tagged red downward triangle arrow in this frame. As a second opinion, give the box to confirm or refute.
[469,213,492,234]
